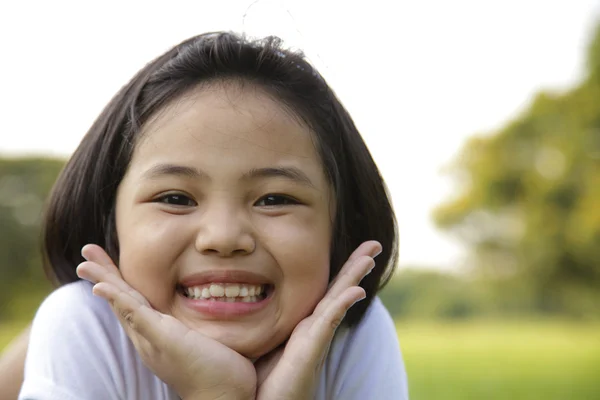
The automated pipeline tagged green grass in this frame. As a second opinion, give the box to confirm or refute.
[397,319,600,400]
[2,319,599,399]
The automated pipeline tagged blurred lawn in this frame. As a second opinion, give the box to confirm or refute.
[397,319,600,400]
[2,319,599,399]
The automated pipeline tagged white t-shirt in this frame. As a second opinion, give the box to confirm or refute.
[19,280,409,399]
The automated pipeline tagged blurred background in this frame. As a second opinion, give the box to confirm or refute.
[1,1,599,399]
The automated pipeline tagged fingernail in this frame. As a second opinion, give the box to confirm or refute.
[81,246,89,261]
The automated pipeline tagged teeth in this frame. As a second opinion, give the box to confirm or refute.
[207,296,258,303]
[209,284,225,297]
[225,286,240,298]
[183,283,266,302]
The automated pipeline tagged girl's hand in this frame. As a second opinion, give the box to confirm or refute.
[253,241,382,400]
[76,245,256,400]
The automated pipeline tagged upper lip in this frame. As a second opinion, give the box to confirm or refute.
[179,270,273,287]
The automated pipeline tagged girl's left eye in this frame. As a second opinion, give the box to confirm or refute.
[255,194,299,207]
[155,194,196,207]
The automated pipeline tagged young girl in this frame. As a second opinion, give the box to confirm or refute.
[15,32,408,399]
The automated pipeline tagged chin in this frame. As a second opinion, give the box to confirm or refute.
[192,325,283,359]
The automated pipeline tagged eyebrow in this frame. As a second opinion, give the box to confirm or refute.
[142,163,206,180]
[242,167,316,188]
[141,163,315,188]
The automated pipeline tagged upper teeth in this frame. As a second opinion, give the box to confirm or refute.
[185,283,264,299]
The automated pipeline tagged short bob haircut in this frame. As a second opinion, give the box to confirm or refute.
[42,32,398,327]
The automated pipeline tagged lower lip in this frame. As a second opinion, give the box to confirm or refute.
[179,292,272,318]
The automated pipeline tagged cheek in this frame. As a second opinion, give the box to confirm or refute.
[261,213,331,274]
[116,213,186,309]
[260,213,332,316]
[117,210,188,262]
[277,251,329,329]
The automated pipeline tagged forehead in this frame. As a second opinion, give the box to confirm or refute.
[133,82,319,166]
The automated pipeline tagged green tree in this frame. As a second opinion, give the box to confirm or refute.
[434,23,600,316]
[0,157,65,319]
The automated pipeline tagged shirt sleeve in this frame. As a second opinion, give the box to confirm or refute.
[18,281,127,400]
[323,297,410,399]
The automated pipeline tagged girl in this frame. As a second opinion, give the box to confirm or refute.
[16,32,408,399]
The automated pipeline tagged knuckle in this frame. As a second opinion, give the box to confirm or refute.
[329,314,345,331]
[359,255,375,266]
[120,309,136,328]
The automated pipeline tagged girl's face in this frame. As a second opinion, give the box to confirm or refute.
[115,82,332,358]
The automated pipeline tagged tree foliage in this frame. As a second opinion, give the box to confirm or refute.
[434,23,600,314]
[0,157,65,319]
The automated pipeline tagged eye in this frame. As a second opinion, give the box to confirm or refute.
[154,193,196,207]
[255,194,299,207]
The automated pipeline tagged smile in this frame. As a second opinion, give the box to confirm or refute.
[179,283,270,303]
[177,271,274,317]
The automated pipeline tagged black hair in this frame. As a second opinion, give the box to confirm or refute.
[42,32,398,326]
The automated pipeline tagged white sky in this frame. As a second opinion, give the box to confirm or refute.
[0,0,598,271]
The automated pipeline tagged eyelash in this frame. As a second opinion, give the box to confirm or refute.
[154,193,196,207]
[153,193,300,207]
[254,194,300,207]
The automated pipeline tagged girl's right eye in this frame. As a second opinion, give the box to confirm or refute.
[154,194,196,207]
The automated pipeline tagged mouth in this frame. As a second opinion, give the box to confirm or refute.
[176,271,274,317]
[177,283,272,303]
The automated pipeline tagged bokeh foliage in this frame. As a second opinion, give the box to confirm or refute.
[432,23,600,317]
[0,157,64,320]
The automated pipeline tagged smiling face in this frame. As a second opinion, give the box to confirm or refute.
[114,82,333,358]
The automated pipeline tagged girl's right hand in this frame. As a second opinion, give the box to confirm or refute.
[76,244,257,400]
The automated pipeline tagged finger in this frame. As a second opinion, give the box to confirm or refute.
[314,255,374,316]
[346,240,382,263]
[76,261,111,283]
[78,248,161,355]
[305,287,366,365]
[78,260,151,308]
[77,244,121,283]
[329,255,375,293]
[82,244,119,273]
[92,282,161,360]
[76,245,151,307]
[93,282,170,345]
[310,287,365,337]
[327,240,380,291]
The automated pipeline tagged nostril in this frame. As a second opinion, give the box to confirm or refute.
[232,248,250,255]
[194,226,255,256]
[202,248,220,255]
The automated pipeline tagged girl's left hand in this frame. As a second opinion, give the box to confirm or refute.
[254,240,381,400]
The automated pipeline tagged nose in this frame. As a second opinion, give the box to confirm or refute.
[194,201,255,257]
